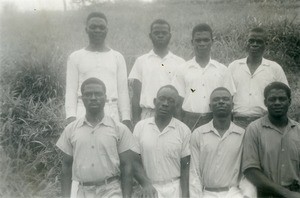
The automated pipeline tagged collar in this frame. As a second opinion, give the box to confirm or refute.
[202,120,244,136]
[261,115,296,129]
[77,115,115,128]
[148,49,173,60]
[187,57,216,69]
[238,57,270,67]
[148,117,176,129]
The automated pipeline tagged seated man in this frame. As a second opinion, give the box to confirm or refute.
[242,82,300,198]
[190,87,247,198]
[133,85,191,198]
[56,78,156,198]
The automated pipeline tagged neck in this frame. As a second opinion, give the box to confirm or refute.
[153,47,169,58]
[155,115,172,132]
[195,55,210,68]
[268,114,289,128]
[87,42,108,52]
[213,115,231,136]
[247,54,263,66]
[85,111,104,127]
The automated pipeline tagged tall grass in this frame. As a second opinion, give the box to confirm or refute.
[0,1,299,197]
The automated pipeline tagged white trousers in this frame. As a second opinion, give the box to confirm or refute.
[76,180,122,198]
[153,179,181,198]
[203,187,243,198]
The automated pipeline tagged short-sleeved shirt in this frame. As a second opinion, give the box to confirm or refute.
[133,117,191,182]
[190,121,245,188]
[173,57,236,113]
[228,58,289,117]
[242,116,300,186]
[65,48,131,120]
[129,50,185,109]
[56,116,137,182]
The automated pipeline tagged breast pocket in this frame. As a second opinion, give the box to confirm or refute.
[163,141,181,159]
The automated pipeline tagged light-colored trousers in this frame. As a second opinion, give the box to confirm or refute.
[76,180,122,198]
[153,179,181,198]
[202,187,243,198]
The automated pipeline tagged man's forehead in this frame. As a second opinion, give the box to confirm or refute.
[268,88,288,96]
[210,89,231,98]
[84,83,105,91]
[152,23,169,31]
[193,31,211,38]
[248,32,266,40]
[157,87,177,97]
[87,17,107,25]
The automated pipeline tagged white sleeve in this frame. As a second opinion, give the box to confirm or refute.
[116,52,131,121]
[65,54,79,119]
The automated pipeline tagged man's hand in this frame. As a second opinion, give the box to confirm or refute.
[66,117,76,125]
[122,120,133,131]
[139,184,158,198]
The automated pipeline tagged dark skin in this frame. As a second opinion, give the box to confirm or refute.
[244,88,300,198]
[61,83,133,197]
[66,16,132,130]
[191,31,213,68]
[246,31,266,75]
[153,87,190,197]
[131,23,171,126]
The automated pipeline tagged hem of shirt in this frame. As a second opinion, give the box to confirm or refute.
[242,164,261,173]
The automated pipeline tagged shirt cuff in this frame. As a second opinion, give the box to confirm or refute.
[121,111,131,121]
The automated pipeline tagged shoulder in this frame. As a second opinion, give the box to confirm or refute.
[211,59,228,70]
[262,58,282,69]
[192,122,211,138]
[135,118,152,129]
[170,52,186,63]
[228,58,246,69]
[63,118,84,135]
[231,122,245,135]
[68,48,86,59]
[173,118,191,134]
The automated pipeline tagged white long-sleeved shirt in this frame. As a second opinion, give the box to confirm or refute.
[65,48,131,120]
[228,58,289,117]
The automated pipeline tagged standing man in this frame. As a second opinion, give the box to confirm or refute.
[65,12,132,129]
[190,87,245,198]
[228,27,289,128]
[129,19,185,125]
[57,78,156,198]
[133,85,191,198]
[242,82,300,198]
[173,23,235,131]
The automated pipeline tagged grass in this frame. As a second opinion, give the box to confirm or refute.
[0,1,300,197]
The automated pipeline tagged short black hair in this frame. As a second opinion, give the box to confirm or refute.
[81,78,106,95]
[249,27,267,40]
[192,23,213,39]
[156,85,179,97]
[264,82,291,99]
[210,87,232,99]
[86,12,107,24]
[150,19,171,32]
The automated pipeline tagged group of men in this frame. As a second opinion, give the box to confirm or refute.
[56,11,300,198]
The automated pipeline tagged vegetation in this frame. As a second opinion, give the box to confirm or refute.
[0,1,299,197]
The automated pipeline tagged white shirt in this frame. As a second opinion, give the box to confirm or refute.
[128,50,185,109]
[228,58,289,117]
[190,121,245,195]
[133,117,191,182]
[173,57,236,113]
[65,48,131,120]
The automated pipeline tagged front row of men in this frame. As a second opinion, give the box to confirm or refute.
[57,78,300,198]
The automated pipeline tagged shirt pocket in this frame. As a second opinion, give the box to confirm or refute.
[163,141,181,159]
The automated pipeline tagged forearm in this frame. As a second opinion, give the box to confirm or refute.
[120,163,133,198]
[61,164,72,198]
[180,156,190,198]
[131,80,142,125]
[244,168,291,197]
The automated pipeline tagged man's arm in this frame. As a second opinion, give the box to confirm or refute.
[180,155,190,198]
[61,153,73,198]
[244,168,300,198]
[119,150,134,198]
[132,152,158,198]
[131,79,142,126]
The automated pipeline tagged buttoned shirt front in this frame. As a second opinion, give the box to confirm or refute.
[128,50,185,109]
[65,48,131,120]
[242,116,300,186]
[133,117,191,182]
[190,121,245,189]
[173,57,236,113]
[228,58,289,117]
[56,116,137,182]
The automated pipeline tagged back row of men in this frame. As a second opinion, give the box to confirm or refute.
[58,11,300,198]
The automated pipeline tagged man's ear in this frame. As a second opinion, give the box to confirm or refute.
[264,99,267,106]
[85,26,88,33]
[153,98,156,106]
[209,103,212,111]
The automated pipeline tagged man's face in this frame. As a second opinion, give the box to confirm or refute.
[149,23,171,49]
[154,87,177,118]
[86,17,108,45]
[209,89,233,117]
[246,32,266,56]
[265,89,290,118]
[192,31,213,57]
[82,83,106,114]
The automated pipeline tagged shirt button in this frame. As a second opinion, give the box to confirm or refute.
[202,84,205,86]
[281,148,285,152]
[249,93,252,96]
[91,145,94,149]
[282,164,285,168]
[91,163,94,167]
[203,96,206,98]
